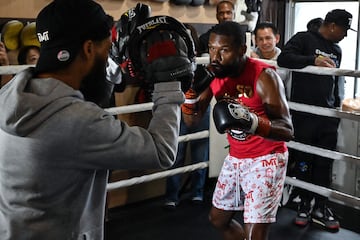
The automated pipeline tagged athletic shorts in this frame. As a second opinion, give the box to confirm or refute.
[212,152,288,223]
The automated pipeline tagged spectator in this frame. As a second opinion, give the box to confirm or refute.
[307,17,324,33]
[251,21,281,60]
[17,45,40,65]
[198,0,235,55]
[164,23,210,209]
[251,21,291,99]
[277,9,354,230]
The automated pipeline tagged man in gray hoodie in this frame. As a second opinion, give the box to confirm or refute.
[0,0,194,239]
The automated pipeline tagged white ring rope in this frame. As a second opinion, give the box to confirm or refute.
[287,141,360,165]
[259,58,360,77]
[107,161,209,191]
[105,102,153,115]
[104,101,360,122]
[1,58,360,77]
[178,130,209,143]
[104,101,360,123]
[289,102,360,121]
[0,65,34,75]
[285,177,360,209]
[106,131,210,191]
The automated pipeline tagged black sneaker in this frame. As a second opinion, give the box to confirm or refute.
[311,206,340,230]
[294,201,311,227]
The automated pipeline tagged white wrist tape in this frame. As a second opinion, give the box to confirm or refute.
[184,96,200,104]
[248,113,259,134]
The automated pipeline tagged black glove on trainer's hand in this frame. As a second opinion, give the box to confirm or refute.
[110,3,151,78]
[110,3,151,63]
[213,99,271,137]
[141,30,195,92]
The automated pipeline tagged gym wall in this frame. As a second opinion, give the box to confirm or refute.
[0,0,218,24]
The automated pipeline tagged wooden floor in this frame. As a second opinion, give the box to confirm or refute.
[105,192,360,240]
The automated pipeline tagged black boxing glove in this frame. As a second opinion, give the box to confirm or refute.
[213,99,271,137]
[140,30,195,92]
[110,3,151,76]
[191,64,215,94]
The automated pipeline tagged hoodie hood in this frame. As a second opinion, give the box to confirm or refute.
[0,68,83,136]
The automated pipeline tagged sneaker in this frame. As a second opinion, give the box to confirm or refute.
[163,201,177,210]
[280,184,295,207]
[311,206,340,230]
[191,196,203,205]
[294,201,311,227]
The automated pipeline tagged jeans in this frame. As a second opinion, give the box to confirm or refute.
[288,112,339,206]
[165,106,210,203]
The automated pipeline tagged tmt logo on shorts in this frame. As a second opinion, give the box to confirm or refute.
[261,157,277,167]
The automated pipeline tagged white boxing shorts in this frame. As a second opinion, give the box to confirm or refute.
[212,152,288,223]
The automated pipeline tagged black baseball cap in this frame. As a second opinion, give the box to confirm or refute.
[35,0,113,73]
[324,9,356,32]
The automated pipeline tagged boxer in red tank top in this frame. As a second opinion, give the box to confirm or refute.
[181,21,293,240]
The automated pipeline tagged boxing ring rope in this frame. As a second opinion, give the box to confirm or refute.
[2,58,360,77]
[289,102,360,121]
[197,56,360,77]
[287,141,360,165]
[285,177,360,209]
[107,161,209,191]
[105,102,153,115]
[0,65,33,75]
[106,130,210,190]
[1,59,360,209]
[236,58,360,78]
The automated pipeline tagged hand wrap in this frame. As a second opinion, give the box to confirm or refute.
[180,64,215,115]
[181,88,200,115]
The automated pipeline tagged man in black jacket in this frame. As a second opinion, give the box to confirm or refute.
[277,9,354,230]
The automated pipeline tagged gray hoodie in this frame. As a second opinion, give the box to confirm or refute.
[0,68,184,240]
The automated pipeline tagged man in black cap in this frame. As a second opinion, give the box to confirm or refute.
[278,9,355,230]
[0,0,195,239]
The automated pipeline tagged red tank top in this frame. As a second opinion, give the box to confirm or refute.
[210,58,287,158]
